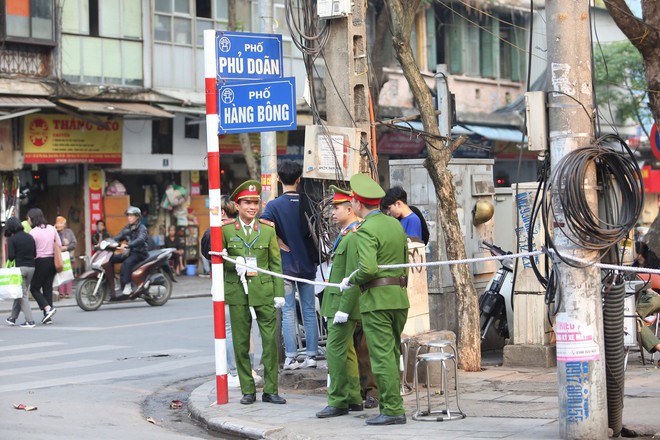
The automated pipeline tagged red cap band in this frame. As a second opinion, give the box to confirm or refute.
[332,193,352,204]
[234,189,260,201]
[353,193,381,205]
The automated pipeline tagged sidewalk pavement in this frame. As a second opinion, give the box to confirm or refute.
[189,357,660,440]
[3,276,660,439]
[0,272,214,314]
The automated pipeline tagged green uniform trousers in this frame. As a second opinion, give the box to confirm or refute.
[229,303,279,395]
[326,319,362,409]
[637,290,660,353]
[361,308,408,416]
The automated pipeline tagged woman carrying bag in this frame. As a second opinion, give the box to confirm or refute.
[4,217,37,328]
[27,208,60,325]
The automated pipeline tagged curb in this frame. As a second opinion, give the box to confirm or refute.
[188,380,284,439]
[0,292,211,314]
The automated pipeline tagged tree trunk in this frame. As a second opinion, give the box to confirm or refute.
[228,0,258,180]
[385,0,481,371]
[604,0,660,137]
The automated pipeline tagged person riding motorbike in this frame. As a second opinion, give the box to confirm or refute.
[110,206,150,296]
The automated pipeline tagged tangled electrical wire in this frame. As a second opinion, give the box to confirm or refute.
[543,134,643,264]
[525,135,644,316]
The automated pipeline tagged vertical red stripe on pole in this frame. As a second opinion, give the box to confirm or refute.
[205,77,217,115]
[216,375,228,405]
[213,300,226,339]
[210,226,223,265]
[208,151,220,191]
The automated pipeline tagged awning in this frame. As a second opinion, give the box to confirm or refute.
[461,124,527,143]
[58,99,174,118]
[157,103,206,115]
[0,96,56,121]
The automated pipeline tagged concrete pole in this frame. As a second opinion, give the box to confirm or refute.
[258,0,278,202]
[545,2,608,438]
[323,0,371,174]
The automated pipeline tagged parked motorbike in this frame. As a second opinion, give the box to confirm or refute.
[478,241,514,341]
[75,240,176,311]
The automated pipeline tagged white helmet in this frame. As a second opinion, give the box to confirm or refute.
[125,206,141,217]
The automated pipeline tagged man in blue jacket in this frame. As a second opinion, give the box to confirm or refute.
[261,160,319,369]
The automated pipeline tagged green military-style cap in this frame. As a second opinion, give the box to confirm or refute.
[349,174,385,205]
[329,185,352,204]
[230,179,262,202]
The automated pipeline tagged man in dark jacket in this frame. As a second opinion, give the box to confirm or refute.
[111,206,149,297]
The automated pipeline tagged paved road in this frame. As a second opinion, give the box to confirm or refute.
[0,296,216,439]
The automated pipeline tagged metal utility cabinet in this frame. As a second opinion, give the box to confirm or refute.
[389,159,496,334]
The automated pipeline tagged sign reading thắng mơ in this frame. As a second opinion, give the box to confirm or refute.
[23,114,122,164]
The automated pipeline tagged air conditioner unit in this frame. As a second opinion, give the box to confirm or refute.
[317,0,351,19]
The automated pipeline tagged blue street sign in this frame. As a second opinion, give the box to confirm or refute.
[215,31,283,81]
[217,78,297,134]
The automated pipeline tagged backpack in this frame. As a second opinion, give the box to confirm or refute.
[299,192,321,264]
[410,205,430,245]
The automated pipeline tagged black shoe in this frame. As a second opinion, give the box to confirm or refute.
[41,308,57,324]
[365,414,406,425]
[240,394,256,405]
[316,406,348,418]
[349,403,364,412]
[364,396,378,409]
[262,393,286,404]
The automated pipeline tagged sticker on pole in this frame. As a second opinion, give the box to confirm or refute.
[217,78,297,134]
[215,31,283,81]
[555,313,601,362]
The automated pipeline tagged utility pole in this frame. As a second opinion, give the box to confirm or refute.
[323,0,371,173]
[546,2,608,438]
[258,0,277,202]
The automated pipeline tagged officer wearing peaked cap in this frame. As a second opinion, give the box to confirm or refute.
[222,179,286,405]
[341,173,410,426]
[316,185,363,418]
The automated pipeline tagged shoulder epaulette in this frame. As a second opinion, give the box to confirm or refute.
[351,224,359,233]
[221,218,235,226]
[259,218,275,227]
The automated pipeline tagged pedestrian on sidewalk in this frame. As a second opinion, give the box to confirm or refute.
[27,208,59,325]
[261,160,320,370]
[55,216,77,299]
[4,217,37,328]
[340,174,410,426]
[222,180,286,405]
[316,186,363,418]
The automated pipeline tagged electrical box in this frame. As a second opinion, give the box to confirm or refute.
[317,0,351,19]
[302,125,360,181]
[525,91,547,151]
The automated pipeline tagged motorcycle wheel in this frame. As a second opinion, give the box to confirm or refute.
[144,269,173,306]
[75,278,106,311]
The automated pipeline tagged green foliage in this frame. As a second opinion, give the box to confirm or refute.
[594,40,651,125]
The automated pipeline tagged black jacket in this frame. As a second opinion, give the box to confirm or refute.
[113,223,149,256]
[7,231,36,267]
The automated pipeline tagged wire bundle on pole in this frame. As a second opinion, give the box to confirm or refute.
[544,135,643,264]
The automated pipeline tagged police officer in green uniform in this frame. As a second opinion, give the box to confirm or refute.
[222,180,287,405]
[340,174,409,425]
[316,186,364,418]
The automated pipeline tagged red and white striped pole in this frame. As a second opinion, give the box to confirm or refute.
[203,29,228,405]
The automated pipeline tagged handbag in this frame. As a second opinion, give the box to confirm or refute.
[53,252,74,287]
[53,238,64,273]
[0,261,22,300]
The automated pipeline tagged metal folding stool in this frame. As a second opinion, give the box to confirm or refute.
[414,338,457,360]
[413,352,466,422]
[400,337,413,395]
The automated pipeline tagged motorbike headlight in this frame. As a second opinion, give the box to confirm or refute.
[502,257,514,271]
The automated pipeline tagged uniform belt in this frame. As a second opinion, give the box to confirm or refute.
[360,276,408,292]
